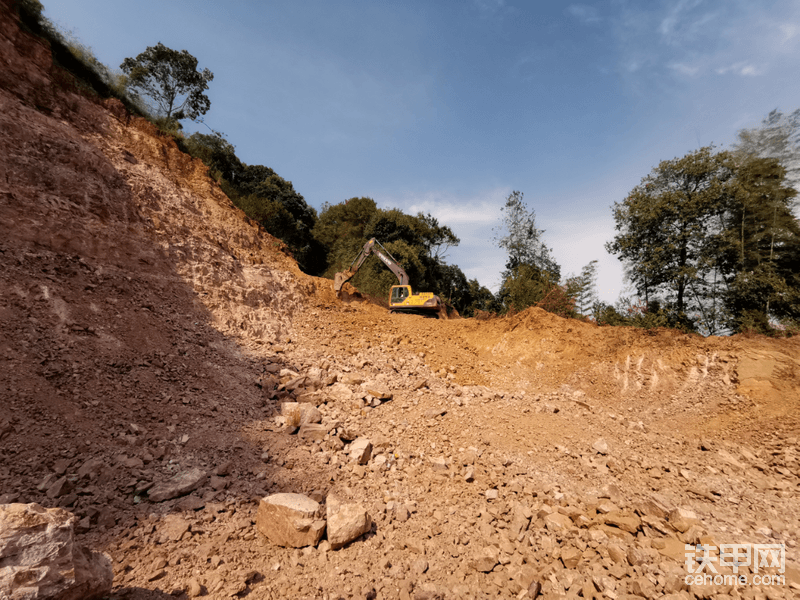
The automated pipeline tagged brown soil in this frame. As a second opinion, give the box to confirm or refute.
[1,3,798,599]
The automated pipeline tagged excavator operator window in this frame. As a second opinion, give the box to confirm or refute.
[391,286,409,303]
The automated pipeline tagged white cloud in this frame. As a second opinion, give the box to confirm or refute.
[567,4,601,25]
[472,0,508,18]
[779,23,798,44]
[715,62,762,76]
[609,0,799,85]
[545,215,624,303]
[669,62,700,76]
[378,187,510,289]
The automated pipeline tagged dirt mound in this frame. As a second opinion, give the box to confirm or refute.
[1,3,799,598]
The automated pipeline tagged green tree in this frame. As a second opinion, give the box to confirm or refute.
[183,132,323,273]
[500,264,575,317]
[607,147,735,329]
[121,43,213,120]
[313,197,380,280]
[608,146,800,334]
[494,191,563,314]
[734,108,800,191]
[183,132,241,182]
[314,200,472,306]
[714,156,800,331]
[565,260,598,315]
[494,191,559,278]
[237,174,323,274]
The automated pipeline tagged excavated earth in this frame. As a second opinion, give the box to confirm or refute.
[1,4,799,599]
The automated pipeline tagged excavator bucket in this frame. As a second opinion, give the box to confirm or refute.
[333,272,347,292]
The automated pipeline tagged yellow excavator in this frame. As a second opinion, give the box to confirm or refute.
[334,238,445,317]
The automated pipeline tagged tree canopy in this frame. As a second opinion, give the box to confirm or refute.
[608,146,799,334]
[493,191,568,314]
[734,109,800,191]
[494,191,559,279]
[121,43,213,121]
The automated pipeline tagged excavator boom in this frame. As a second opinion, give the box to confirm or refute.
[333,239,408,292]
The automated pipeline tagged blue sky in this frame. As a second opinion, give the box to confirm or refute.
[42,0,800,301]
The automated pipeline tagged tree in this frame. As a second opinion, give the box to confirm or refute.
[713,156,800,331]
[608,146,800,334]
[734,109,800,192]
[121,43,213,121]
[416,213,460,262]
[493,191,563,314]
[314,200,472,306]
[607,147,735,328]
[494,191,559,278]
[182,132,324,273]
[565,260,598,315]
[183,132,240,182]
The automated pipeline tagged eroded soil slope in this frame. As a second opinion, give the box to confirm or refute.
[1,3,799,599]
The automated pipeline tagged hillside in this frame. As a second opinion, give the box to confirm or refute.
[1,2,799,599]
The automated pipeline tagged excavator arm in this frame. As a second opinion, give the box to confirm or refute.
[334,238,408,292]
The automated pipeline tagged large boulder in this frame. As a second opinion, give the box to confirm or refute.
[0,503,113,600]
[256,493,326,548]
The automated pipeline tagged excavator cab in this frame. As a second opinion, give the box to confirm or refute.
[390,285,411,304]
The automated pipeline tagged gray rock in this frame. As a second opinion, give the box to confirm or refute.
[0,503,113,600]
[341,373,364,386]
[159,514,190,543]
[668,507,698,533]
[256,493,326,548]
[148,468,207,502]
[464,466,475,482]
[431,457,448,471]
[45,476,72,499]
[424,408,446,420]
[366,387,392,400]
[76,458,104,480]
[300,405,322,425]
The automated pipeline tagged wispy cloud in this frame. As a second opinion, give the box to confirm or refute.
[606,0,800,83]
[472,0,506,17]
[567,4,601,25]
[657,0,713,45]
[380,187,510,226]
[668,62,700,76]
[779,23,799,44]
[715,62,761,76]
